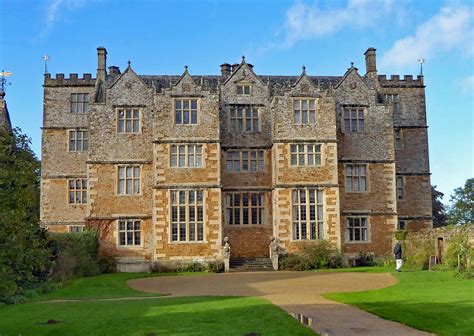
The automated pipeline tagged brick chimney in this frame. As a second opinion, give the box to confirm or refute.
[97,47,107,81]
[364,47,377,75]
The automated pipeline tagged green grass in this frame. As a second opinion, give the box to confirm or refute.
[325,271,474,336]
[0,296,314,335]
[0,272,314,335]
[29,273,159,301]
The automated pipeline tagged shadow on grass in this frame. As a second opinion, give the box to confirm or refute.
[326,296,474,335]
[0,296,315,336]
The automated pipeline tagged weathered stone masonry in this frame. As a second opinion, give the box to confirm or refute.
[41,47,432,268]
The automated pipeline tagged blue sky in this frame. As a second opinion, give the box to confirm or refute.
[1,0,473,203]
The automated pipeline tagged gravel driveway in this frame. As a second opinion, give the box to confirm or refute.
[128,271,433,336]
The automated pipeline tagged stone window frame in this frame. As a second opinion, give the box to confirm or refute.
[394,128,403,150]
[226,192,265,226]
[236,81,253,96]
[169,190,205,243]
[293,98,317,125]
[116,108,141,134]
[225,150,264,172]
[384,94,399,114]
[291,189,324,241]
[117,219,142,247]
[345,216,370,243]
[174,98,199,125]
[68,178,87,205]
[290,143,322,167]
[344,163,368,193]
[396,175,405,200]
[342,106,366,133]
[70,93,89,114]
[68,129,88,152]
[116,165,142,196]
[69,225,85,233]
[228,105,260,133]
[170,144,204,168]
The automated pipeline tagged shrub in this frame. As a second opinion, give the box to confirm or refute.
[376,254,395,267]
[279,240,343,271]
[180,262,206,272]
[98,255,117,273]
[49,230,101,284]
[153,260,224,274]
[403,230,435,270]
[355,252,376,267]
[206,260,224,273]
[443,228,470,271]
[153,262,178,273]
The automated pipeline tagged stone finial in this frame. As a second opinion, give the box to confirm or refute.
[184,65,188,71]
[127,60,131,68]
[241,55,246,63]
[351,62,354,68]
[302,65,306,75]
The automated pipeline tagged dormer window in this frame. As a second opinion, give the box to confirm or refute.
[237,84,252,95]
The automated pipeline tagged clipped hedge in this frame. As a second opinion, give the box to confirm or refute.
[48,230,101,284]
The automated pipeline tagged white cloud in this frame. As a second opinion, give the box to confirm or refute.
[380,5,474,70]
[43,0,87,34]
[282,0,396,47]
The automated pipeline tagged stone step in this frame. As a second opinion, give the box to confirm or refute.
[229,257,274,272]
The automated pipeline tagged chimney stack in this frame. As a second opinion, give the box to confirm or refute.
[364,47,377,75]
[108,66,121,76]
[220,63,231,77]
[97,47,107,81]
[232,63,239,73]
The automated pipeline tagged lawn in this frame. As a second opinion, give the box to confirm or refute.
[325,271,474,336]
[0,273,314,336]
[29,272,160,301]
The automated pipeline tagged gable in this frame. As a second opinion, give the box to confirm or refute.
[172,69,201,96]
[290,72,320,97]
[107,67,152,105]
[335,67,375,105]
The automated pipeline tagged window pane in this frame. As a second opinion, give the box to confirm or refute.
[191,111,197,124]
[294,111,300,124]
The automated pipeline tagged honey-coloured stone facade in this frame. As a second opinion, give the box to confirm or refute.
[41,47,432,269]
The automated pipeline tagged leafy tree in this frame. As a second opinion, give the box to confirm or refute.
[0,128,50,303]
[431,185,447,227]
[447,178,474,225]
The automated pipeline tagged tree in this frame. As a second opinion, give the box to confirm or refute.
[447,178,474,225]
[0,128,50,303]
[431,185,447,227]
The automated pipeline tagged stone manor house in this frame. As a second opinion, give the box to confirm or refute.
[41,47,432,269]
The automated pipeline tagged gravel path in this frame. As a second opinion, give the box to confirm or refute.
[128,271,434,336]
